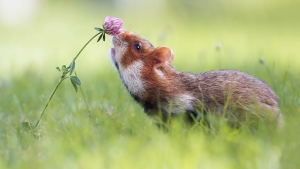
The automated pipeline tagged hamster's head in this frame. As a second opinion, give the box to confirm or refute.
[110,30,174,98]
[110,30,174,71]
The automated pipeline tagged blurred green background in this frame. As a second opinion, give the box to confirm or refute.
[1,0,300,168]
[1,0,299,78]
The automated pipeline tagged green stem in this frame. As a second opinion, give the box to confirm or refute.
[74,32,101,61]
[35,32,101,128]
[35,77,67,128]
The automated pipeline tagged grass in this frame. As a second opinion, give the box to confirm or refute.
[1,1,300,168]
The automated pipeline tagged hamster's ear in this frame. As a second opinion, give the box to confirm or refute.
[151,46,174,68]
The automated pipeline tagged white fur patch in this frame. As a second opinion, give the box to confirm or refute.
[119,60,145,96]
[177,94,195,110]
[163,93,195,114]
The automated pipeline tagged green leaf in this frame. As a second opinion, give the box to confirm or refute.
[70,59,75,75]
[56,67,61,72]
[97,33,103,42]
[70,76,81,85]
[22,122,34,131]
[70,78,78,92]
[95,27,104,32]
[19,121,40,139]
[103,33,106,41]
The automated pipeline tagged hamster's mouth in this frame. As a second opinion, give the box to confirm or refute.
[110,48,119,70]
[111,48,116,58]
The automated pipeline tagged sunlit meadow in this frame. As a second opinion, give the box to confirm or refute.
[0,0,300,168]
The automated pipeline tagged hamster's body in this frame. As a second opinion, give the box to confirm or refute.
[110,30,282,125]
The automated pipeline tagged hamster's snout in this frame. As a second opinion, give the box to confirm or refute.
[112,35,122,48]
[118,29,125,34]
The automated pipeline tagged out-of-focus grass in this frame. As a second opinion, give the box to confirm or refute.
[0,0,300,169]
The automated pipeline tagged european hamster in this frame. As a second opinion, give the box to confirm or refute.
[110,30,282,126]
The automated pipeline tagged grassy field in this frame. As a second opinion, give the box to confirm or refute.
[1,1,300,168]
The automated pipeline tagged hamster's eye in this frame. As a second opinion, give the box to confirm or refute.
[133,42,141,51]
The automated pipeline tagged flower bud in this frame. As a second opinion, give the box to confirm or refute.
[259,58,265,65]
[103,16,123,36]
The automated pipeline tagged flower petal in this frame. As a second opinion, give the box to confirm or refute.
[103,16,123,36]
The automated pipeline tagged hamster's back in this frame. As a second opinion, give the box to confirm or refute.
[187,70,281,124]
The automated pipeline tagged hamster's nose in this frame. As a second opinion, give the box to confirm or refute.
[119,29,125,34]
[113,29,125,37]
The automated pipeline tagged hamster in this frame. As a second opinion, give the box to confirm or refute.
[110,30,282,126]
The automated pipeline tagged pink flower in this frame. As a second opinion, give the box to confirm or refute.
[103,16,123,36]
